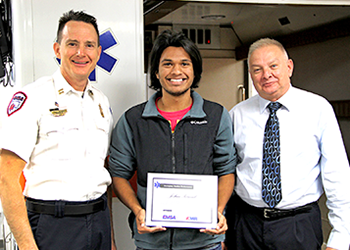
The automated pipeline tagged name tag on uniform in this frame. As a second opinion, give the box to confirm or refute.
[50,108,67,117]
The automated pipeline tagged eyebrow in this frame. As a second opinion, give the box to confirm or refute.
[251,58,280,67]
[65,39,97,45]
[160,58,192,63]
[250,64,261,68]
[65,39,79,44]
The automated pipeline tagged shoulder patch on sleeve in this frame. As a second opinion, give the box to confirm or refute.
[7,91,27,116]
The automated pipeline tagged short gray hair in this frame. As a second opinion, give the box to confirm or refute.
[247,38,289,67]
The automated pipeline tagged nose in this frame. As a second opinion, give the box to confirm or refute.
[171,63,182,74]
[76,45,86,56]
[263,68,272,79]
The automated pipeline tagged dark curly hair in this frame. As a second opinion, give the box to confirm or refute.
[56,10,100,46]
[149,30,202,91]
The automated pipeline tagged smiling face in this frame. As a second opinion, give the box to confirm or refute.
[156,46,194,98]
[53,20,101,91]
[249,44,294,102]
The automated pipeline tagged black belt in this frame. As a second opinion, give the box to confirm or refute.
[260,203,314,219]
[237,196,315,220]
[26,195,107,217]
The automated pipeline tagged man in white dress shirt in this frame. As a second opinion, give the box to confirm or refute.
[226,38,350,250]
[0,10,115,250]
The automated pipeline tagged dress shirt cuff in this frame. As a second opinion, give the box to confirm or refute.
[327,230,350,250]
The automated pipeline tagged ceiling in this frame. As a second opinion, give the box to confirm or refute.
[144,1,350,59]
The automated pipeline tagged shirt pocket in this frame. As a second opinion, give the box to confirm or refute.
[39,112,84,160]
[86,116,111,159]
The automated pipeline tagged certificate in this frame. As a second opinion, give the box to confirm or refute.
[146,173,218,229]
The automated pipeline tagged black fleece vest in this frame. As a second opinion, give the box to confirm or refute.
[124,100,223,187]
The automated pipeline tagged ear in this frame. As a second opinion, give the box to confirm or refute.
[97,45,102,59]
[287,59,294,78]
[156,72,159,79]
[53,42,61,59]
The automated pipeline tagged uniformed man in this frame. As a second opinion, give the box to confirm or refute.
[0,10,116,250]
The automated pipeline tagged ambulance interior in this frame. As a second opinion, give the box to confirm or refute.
[0,0,350,249]
[144,2,350,250]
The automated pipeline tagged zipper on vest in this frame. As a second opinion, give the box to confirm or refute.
[171,133,176,173]
[183,133,188,173]
[169,228,174,249]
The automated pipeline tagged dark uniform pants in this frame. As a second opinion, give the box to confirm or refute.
[225,195,323,250]
[28,205,111,250]
[136,242,222,250]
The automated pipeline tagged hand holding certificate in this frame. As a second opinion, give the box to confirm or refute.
[146,173,218,229]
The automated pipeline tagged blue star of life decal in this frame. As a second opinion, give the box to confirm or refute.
[56,29,118,82]
[90,29,118,81]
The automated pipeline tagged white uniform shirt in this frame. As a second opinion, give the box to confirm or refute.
[230,86,350,250]
[0,70,113,201]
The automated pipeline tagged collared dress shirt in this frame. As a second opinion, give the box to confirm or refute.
[230,85,350,250]
[0,69,113,201]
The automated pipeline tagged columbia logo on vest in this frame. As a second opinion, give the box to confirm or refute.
[190,120,208,125]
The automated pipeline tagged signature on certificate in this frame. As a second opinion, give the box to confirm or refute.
[169,193,197,199]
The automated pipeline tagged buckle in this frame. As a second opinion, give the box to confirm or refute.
[263,208,275,219]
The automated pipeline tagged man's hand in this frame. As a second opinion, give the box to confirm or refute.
[199,211,227,235]
[135,209,167,234]
[111,240,117,250]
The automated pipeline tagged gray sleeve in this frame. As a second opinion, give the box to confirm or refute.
[213,107,237,176]
[108,113,136,180]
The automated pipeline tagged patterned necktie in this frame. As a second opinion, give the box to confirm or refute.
[262,102,282,208]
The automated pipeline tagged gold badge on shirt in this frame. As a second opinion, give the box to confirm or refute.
[99,104,104,118]
[50,102,67,117]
